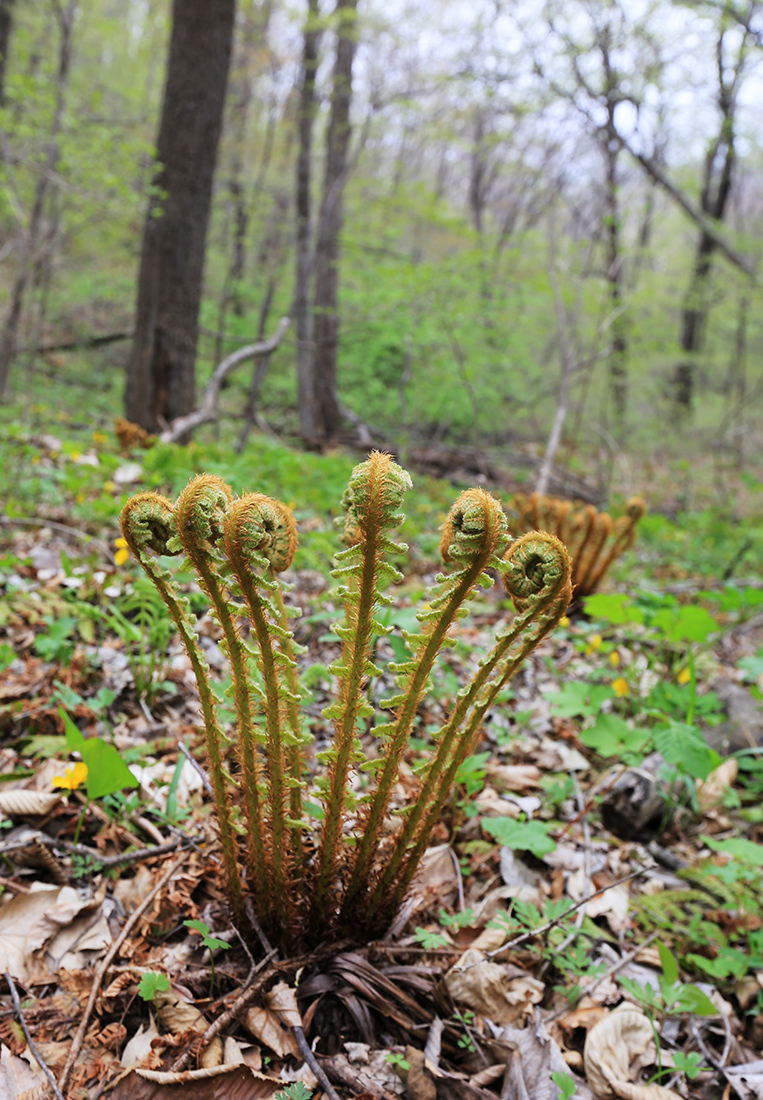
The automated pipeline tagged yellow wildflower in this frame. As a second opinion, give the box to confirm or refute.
[115,536,130,566]
[103,480,116,493]
[612,677,630,697]
[52,762,88,791]
[589,634,603,650]
[559,616,570,628]
[92,431,108,445]
[677,668,691,685]
[609,651,620,667]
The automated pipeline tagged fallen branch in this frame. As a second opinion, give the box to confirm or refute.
[5,971,66,1100]
[159,317,290,444]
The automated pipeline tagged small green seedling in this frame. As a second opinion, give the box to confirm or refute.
[552,1071,576,1100]
[137,971,170,1004]
[384,1052,411,1072]
[274,1084,313,1100]
[413,926,450,950]
[184,919,230,996]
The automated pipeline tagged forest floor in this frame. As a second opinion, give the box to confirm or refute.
[0,424,762,1100]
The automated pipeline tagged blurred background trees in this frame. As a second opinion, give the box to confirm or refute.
[0,0,761,475]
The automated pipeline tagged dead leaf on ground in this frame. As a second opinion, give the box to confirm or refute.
[488,1015,593,1100]
[696,758,738,812]
[0,1043,46,1100]
[487,763,542,790]
[242,1005,300,1059]
[0,790,61,816]
[121,1017,163,1071]
[0,885,95,979]
[583,1005,680,1100]
[445,949,543,1026]
[110,1063,281,1100]
[154,985,223,1067]
[726,1059,763,1100]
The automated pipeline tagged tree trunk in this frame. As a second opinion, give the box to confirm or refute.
[125,0,236,433]
[295,0,322,447]
[604,131,627,426]
[0,0,14,105]
[311,0,358,446]
[0,0,74,402]
[673,26,741,411]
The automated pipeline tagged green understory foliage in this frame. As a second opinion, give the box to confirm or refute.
[120,452,572,950]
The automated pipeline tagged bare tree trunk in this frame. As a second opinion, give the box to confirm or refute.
[673,23,747,410]
[295,0,322,447]
[0,0,14,105]
[0,0,75,401]
[237,189,290,452]
[311,0,358,446]
[603,129,627,426]
[125,0,236,433]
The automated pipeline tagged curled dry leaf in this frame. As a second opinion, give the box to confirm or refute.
[111,1063,281,1100]
[121,1017,163,1070]
[0,790,61,816]
[487,763,542,790]
[241,979,302,1058]
[695,758,738,812]
[583,1006,681,1100]
[154,984,222,1067]
[490,1016,592,1100]
[445,948,543,1026]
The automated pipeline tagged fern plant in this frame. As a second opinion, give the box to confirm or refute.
[507,491,644,599]
[120,454,571,950]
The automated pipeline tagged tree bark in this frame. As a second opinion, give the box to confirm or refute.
[295,0,322,447]
[602,91,627,426]
[0,0,14,105]
[674,95,737,408]
[311,0,358,446]
[0,0,75,402]
[125,0,236,433]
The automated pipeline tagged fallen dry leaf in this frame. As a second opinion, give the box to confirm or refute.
[583,1005,680,1100]
[487,763,542,790]
[154,985,223,1067]
[122,1017,162,1070]
[0,790,61,816]
[696,758,738,812]
[0,885,94,979]
[111,1063,281,1100]
[0,1043,46,1100]
[445,948,543,1026]
[490,1016,592,1100]
[242,1004,300,1059]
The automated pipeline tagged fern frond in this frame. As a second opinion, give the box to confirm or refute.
[365,531,571,929]
[175,476,272,909]
[119,492,245,923]
[224,492,303,930]
[340,488,508,920]
[311,452,412,928]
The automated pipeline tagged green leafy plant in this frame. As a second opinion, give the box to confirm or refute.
[552,1071,576,1100]
[413,926,450,949]
[137,971,170,1004]
[274,1085,313,1100]
[102,575,175,704]
[120,454,571,950]
[183,919,230,996]
[384,1052,411,1072]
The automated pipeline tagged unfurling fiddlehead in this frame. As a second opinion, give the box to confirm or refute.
[507,491,645,599]
[119,492,244,923]
[340,488,507,923]
[364,530,571,930]
[224,493,303,925]
[312,452,412,928]
[121,458,574,952]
